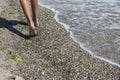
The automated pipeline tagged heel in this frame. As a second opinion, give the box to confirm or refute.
[29,28,38,37]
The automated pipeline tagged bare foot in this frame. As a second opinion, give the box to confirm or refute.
[29,22,37,37]
[29,27,37,37]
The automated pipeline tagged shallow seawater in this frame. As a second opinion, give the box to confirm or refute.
[38,0,120,67]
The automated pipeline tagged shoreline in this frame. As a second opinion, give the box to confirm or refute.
[38,1,120,67]
[0,0,120,80]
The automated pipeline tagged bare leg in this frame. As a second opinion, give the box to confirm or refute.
[19,0,37,36]
[31,0,38,27]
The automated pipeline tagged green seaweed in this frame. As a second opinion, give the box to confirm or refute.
[0,9,6,17]
[7,50,13,55]
[8,2,14,6]
[0,47,5,51]
[7,50,24,63]
[41,62,48,69]
[9,12,14,14]
[12,55,24,63]
[22,75,27,80]
[1,10,6,13]
[81,60,88,65]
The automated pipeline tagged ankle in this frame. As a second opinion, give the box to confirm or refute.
[33,18,38,27]
[28,21,35,29]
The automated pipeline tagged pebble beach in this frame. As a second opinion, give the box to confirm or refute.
[0,0,120,80]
